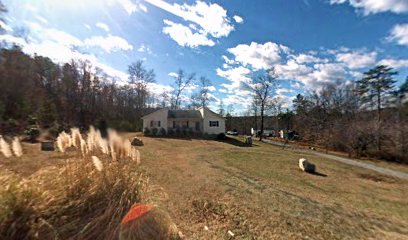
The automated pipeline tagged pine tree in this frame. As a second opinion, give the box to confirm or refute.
[357,65,397,151]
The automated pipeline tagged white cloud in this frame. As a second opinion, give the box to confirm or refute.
[146,0,236,47]
[388,23,408,47]
[84,24,91,30]
[137,44,152,54]
[222,94,252,109]
[227,42,288,70]
[0,20,13,32]
[207,86,217,92]
[116,0,143,14]
[162,20,215,48]
[217,66,251,88]
[168,72,178,78]
[35,16,48,24]
[336,51,377,69]
[275,59,312,80]
[146,0,234,38]
[378,58,408,68]
[292,53,325,64]
[330,0,408,15]
[84,35,133,53]
[25,22,82,47]
[307,63,347,87]
[276,88,292,95]
[96,22,110,32]
[139,3,148,12]
[222,55,235,64]
[147,82,174,95]
[0,34,129,82]
[0,34,28,46]
[233,15,244,24]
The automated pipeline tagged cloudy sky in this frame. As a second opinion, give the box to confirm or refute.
[1,0,408,113]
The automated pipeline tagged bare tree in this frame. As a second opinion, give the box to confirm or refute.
[218,99,225,116]
[171,69,195,109]
[191,76,213,108]
[246,68,277,140]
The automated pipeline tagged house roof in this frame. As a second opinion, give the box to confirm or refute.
[168,110,202,119]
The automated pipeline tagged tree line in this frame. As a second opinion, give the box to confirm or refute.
[0,46,215,134]
[244,66,408,163]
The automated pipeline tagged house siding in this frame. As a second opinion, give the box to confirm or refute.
[142,108,168,133]
[201,108,226,135]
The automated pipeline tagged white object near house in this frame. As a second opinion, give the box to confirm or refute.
[250,128,275,136]
[141,107,226,135]
[279,130,284,139]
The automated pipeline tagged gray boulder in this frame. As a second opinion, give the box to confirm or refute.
[131,137,144,146]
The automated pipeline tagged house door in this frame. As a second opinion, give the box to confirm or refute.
[195,122,200,131]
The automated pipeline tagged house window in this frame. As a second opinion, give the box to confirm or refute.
[186,121,189,128]
[173,121,176,128]
[209,121,219,127]
[195,122,200,131]
[158,121,161,127]
[150,121,154,127]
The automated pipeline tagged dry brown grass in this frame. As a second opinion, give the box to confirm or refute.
[0,129,148,240]
[1,133,408,239]
[135,135,408,239]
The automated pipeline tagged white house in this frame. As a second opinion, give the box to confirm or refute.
[142,107,225,135]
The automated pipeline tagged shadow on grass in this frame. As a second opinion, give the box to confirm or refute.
[143,135,193,141]
[310,171,328,177]
[215,136,257,148]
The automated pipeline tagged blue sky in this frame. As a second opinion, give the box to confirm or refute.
[1,0,408,113]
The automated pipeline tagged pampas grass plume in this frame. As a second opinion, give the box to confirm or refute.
[92,156,103,171]
[12,137,23,157]
[131,148,141,165]
[0,136,12,158]
[80,138,88,157]
[70,127,82,148]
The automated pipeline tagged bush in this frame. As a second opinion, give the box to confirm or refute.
[181,128,187,137]
[24,127,40,143]
[144,127,151,136]
[159,128,167,136]
[187,128,194,137]
[151,128,158,136]
[217,133,226,140]
[48,123,62,138]
[175,128,181,137]
[167,129,175,136]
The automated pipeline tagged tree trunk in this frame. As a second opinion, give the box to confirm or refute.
[259,103,264,141]
[377,90,382,151]
[398,98,406,160]
[254,108,258,135]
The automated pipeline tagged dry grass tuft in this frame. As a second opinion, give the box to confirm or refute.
[0,155,148,239]
[0,127,147,239]
[0,136,12,158]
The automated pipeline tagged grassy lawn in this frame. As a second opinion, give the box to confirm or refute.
[136,135,408,239]
[1,134,408,239]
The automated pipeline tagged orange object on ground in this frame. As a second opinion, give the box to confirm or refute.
[121,204,153,225]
